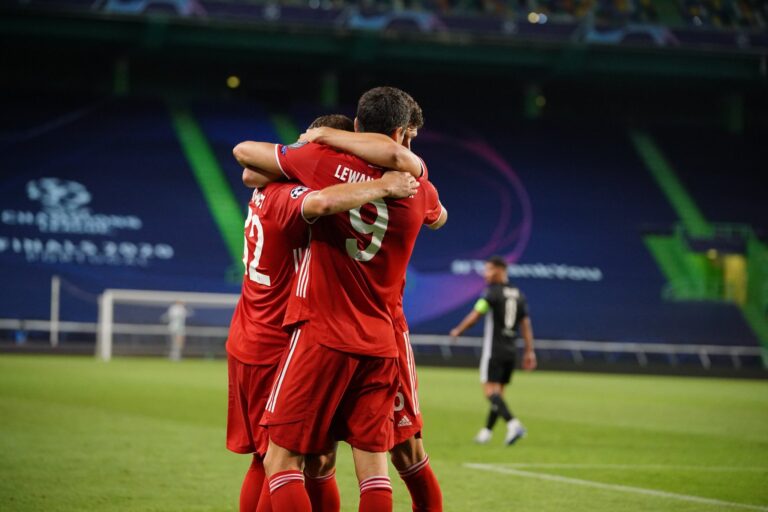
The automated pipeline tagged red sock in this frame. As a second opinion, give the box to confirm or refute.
[305,471,341,512]
[359,476,392,512]
[240,455,266,512]
[265,470,311,512]
[398,455,443,512]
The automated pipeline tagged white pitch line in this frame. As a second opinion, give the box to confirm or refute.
[465,463,768,512]
[498,463,768,473]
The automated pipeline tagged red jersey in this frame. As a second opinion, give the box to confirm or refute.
[226,182,313,365]
[275,142,442,358]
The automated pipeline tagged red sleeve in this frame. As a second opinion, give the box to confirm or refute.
[269,184,316,227]
[419,157,429,180]
[274,142,324,187]
[421,180,442,226]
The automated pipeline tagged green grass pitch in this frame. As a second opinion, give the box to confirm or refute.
[1,355,766,511]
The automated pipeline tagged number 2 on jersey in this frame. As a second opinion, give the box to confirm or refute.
[243,206,271,286]
[346,199,389,262]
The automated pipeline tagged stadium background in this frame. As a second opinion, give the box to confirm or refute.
[0,1,767,510]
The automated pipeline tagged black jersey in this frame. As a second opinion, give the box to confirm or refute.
[478,283,529,361]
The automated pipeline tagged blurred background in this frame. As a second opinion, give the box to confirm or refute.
[1,0,766,375]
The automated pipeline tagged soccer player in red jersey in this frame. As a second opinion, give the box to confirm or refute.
[226,115,419,512]
[303,110,445,511]
[232,87,443,512]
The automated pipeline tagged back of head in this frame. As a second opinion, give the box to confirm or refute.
[308,114,354,131]
[487,255,508,270]
[356,86,412,135]
[407,95,424,130]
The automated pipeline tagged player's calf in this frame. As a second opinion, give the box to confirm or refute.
[390,437,443,512]
[304,448,340,512]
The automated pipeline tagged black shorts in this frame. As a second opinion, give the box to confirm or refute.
[481,357,515,385]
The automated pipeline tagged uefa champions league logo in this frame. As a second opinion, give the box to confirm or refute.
[1,177,173,266]
[1,177,142,235]
[26,178,92,212]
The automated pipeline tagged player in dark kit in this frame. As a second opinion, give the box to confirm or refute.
[450,256,537,446]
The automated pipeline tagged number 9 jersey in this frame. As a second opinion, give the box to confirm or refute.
[275,142,443,358]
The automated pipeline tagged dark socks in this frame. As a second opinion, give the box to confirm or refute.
[485,409,499,430]
[489,393,513,422]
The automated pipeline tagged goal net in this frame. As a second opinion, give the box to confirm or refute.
[96,289,239,361]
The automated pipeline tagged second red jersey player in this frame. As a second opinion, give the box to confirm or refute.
[226,182,313,456]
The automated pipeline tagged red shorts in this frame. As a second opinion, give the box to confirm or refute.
[226,354,278,457]
[262,326,399,454]
[393,330,424,445]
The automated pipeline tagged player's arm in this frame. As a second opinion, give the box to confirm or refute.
[303,171,418,220]
[449,298,489,338]
[242,167,275,188]
[427,206,448,230]
[301,127,423,178]
[519,316,537,371]
[233,142,283,182]
[422,180,448,230]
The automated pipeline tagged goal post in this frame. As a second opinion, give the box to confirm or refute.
[96,288,240,361]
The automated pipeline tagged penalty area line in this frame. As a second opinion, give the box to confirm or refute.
[464,463,768,511]
[497,463,768,473]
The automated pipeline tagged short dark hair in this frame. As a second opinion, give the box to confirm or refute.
[407,95,424,129]
[308,114,354,131]
[487,256,508,269]
[356,86,412,135]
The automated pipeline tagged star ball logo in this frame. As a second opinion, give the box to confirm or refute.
[26,178,92,212]
[290,186,309,199]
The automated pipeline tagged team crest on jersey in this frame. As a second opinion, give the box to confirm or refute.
[290,186,309,199]
[281,141,307,154]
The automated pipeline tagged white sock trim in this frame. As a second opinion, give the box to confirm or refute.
[359,476,392,494]
[269,472,305,494]
[398,455,430,478]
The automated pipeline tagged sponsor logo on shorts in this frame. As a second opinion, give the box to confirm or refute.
[398,415,412,427]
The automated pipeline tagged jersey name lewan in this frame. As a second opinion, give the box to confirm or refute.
[334,164,375,183]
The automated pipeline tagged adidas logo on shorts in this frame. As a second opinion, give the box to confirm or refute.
[398,415,412,427]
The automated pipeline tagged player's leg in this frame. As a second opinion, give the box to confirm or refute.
[486,381,513,424]
[260,331,357,511]
[390,330,441,510]
[474,356,495,443]
[227,355,266,511]
[259,440,310,512]
[337,355,399,512]
[353,448,393,512]
[169,333,182,361]
[474,370,505,443]
[492,360,526,445]
[240,454,266,512]
[390,436,442,512]
[304,446,341,512]
[477,356,521,444]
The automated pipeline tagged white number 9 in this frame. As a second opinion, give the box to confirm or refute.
[346,199,389,262]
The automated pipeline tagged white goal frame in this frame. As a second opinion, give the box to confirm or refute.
[96,288,239,361]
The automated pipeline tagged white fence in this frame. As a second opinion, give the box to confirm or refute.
[1,318,764,369]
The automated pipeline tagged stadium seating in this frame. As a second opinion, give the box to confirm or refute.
[7,0,767,52]
[0,94,762,348]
